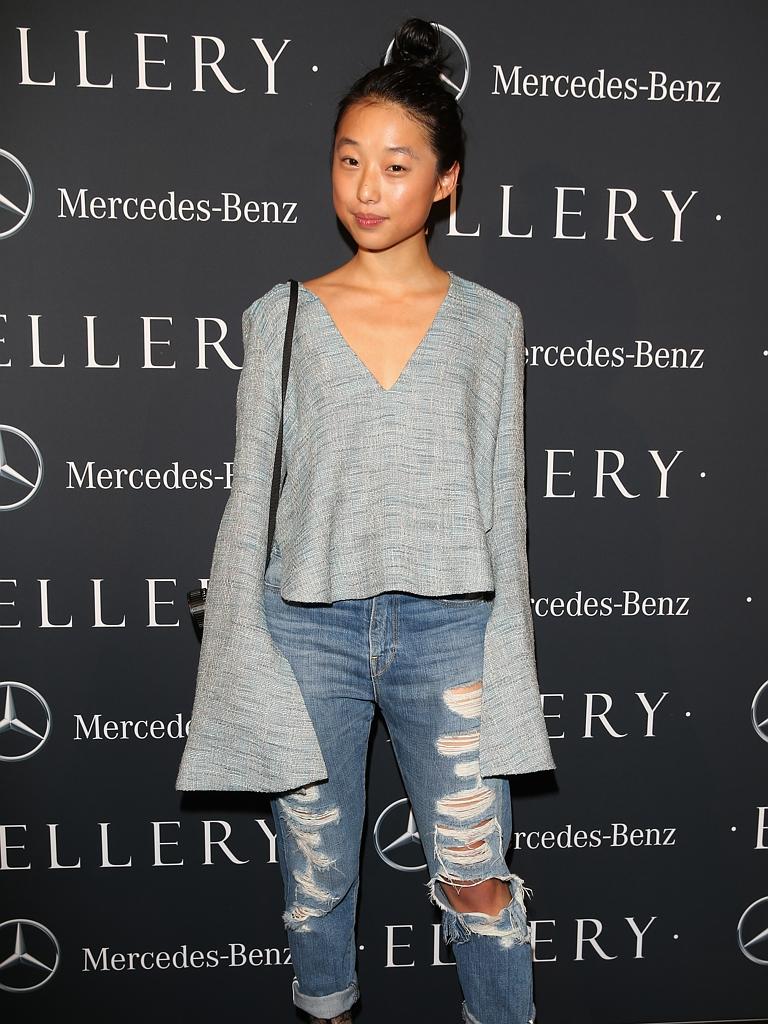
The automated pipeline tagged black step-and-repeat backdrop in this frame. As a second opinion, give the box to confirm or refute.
[2,2,766,1021]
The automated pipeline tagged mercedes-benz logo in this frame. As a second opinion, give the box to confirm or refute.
[751,679,768,744]
[0,425,44,510]
[383,23,471,102]
[0,682,53,762]
[373,797,427,872]
[0,150,35,239]
[0,920,60,992]
[737,896,768,965]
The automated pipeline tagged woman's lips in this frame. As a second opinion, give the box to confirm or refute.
[354,214,386,228]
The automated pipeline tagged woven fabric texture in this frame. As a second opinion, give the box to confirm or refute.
[175,271,556,792]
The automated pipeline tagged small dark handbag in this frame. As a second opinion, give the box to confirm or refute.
[187,279,299,641]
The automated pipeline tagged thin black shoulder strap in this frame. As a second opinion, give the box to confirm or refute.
[265,279,298,570]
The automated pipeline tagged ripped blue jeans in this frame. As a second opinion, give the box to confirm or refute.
[264,542,537,1024]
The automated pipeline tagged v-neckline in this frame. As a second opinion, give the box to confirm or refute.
[298,270,456,394]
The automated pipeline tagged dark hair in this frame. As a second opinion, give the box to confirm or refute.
[330,17,465,181]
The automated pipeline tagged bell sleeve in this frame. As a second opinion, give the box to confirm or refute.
[479,302,557,778]
[175,297,328,793]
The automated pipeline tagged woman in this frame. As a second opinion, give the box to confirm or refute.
[176,17,555,1024]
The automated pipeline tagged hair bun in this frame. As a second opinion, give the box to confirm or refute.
[391,17,444,72]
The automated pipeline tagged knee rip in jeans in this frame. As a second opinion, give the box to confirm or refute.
[276,783,343,933]
[425,803,533,949]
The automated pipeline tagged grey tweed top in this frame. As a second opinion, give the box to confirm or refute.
[175,270,556,793]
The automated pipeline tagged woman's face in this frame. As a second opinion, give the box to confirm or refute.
[331,100,458,251]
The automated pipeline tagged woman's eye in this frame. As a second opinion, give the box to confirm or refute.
[339,157,407,173]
